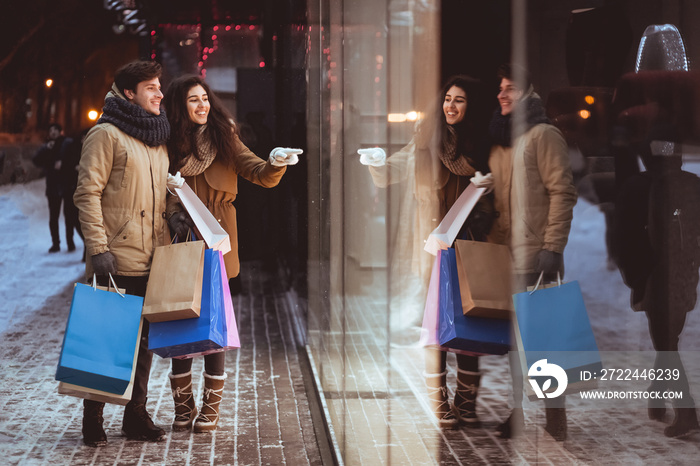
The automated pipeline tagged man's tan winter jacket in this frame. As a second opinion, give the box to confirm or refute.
[488,123,577,274]
[74,123,170,278]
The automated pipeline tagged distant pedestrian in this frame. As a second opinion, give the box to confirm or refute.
[62,128,89,260]
[74,60,174,447]
[614,24,699,439]
[32,123,77,253]
[162,75,301,432]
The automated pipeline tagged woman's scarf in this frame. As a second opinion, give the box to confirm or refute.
[97,85,170,147]
[177,126,217,177]
[438,125,477,177]
[489,89,550,147]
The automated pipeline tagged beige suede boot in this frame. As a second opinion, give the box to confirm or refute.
[169,371,197,431]
[194,372,227,433]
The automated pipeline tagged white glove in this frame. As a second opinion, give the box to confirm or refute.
[357,147,386,167]
[269,147,303,166]
[470,171,494,194]
[167,171,185,190]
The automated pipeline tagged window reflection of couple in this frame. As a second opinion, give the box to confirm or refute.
[360,65,577,439]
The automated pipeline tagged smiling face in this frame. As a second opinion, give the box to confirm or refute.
[443,85,468,125]
[125,77,163,115]
[497,77,524,116]
[186,84,210,125]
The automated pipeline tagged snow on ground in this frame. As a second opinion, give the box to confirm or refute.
[0,179,85,335]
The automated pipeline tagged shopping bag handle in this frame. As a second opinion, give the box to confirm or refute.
[91,273,125,298]
[529,271,562,295]
[172,229,197,244]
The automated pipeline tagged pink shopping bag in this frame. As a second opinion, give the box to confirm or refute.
[172,250,240,359]
[419,252,480,356]
[217,250,241,350]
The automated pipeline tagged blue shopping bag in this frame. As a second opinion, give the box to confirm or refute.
[56,280,143,394]
[437,248,510,355]
[513,278,602,391]
[148,248,226,358]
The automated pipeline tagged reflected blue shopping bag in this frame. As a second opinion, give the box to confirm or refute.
[437,248,510,355]
[55,279,143,394]
[148,248,226,358]
[513,276,602,397]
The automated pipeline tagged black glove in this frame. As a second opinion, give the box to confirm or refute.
[168,211,195,239]
[463,209,496,241]
[91,251,118,276]
[534,249,563,275]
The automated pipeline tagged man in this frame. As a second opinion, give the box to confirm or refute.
[486,64,577,440]
[74,60,187,447]
[32,123,76,253]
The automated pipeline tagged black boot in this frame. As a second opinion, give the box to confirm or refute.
[454,369,481,427]
[82,400,107,447]
[664,408,700,439]
[648,399,666,422]
[122,400,165,442]
[48,243,60,253]
[497,407,524,438]
[544,407,567,441]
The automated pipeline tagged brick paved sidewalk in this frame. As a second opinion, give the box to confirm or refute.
[0,262,323,466]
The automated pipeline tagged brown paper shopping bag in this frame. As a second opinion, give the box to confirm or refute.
[143,240,206,322]
[454,239,513,319]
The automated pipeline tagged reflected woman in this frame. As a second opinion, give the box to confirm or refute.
[359,75,494,428]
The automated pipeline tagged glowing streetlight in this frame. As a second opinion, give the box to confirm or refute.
[45,79,53,88]
[88,110,99,121]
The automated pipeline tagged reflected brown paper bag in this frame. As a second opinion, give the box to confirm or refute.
[143,240,206,322]
[454,239,514,319]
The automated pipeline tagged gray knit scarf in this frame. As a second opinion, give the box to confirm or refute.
[98,95,170,147]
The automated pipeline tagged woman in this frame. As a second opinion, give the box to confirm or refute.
[163,75,301,432]
[359,75,494,428]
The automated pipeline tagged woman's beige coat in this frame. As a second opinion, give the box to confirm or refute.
[368,135,475,282]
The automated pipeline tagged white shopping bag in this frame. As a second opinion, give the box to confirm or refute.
[175,182,231,254]
[424,183,485,255]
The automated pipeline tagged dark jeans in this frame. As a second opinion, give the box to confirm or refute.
[646,311,694,408]
[63,190,83,244]
[48,192,82,247]
[171,351,226,377]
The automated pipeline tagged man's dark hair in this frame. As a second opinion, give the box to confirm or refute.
[496,63,532,91]
[48,123,62,132]
[114,60,162,96]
